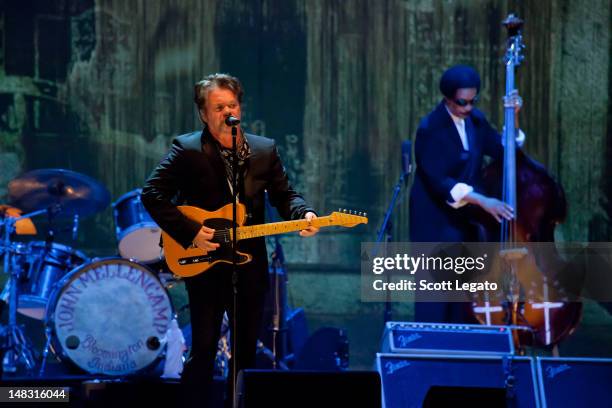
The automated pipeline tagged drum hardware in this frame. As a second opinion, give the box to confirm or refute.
[216,314,231,378]
[38,325,55,376]
[157,272,180,289]
[2,207,50,374]
[71,214,79,241]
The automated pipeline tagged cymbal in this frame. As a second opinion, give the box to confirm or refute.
[8,169,110,218]
[0,205,37,235]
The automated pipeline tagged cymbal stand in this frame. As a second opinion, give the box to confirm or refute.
[2,208,47,374]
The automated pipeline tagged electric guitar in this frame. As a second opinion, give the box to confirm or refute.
[162,202,368,277]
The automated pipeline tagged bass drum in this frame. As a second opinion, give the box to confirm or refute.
[45,258,174,376]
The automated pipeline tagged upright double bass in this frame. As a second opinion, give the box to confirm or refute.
[471,15,582,348]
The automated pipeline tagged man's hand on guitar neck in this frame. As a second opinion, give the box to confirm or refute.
[299,211,320,237]
[192,225,220,254]
[191,211,319,252]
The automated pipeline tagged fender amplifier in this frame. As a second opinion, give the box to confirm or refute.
[381,322,514,355]
[376,353,539,408]
[536,357,612,407]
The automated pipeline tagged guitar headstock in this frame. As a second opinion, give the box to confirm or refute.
[330,209,368,227]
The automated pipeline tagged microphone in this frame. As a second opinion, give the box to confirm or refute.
[225,116,241,126]
[401,140,412,178]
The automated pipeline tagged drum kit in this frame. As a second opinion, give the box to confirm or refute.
[0,168,178,377]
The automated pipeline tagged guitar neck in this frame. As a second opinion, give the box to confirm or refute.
[236,216,337,240]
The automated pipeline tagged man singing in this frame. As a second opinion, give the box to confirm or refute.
[142,73,318,407]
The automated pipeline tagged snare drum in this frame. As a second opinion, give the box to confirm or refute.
[113,189,161,263]
[18,241,88,320]
[45,258,174,376]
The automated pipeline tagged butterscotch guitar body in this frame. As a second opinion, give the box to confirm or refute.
[162,203,252,277]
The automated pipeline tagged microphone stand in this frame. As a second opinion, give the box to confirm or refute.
[230,123,239,408]
[269,237,289,369]
[263,193,289,370]
[375,170,410,323]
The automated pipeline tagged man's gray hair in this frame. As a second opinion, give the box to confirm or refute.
[194,73,244,109]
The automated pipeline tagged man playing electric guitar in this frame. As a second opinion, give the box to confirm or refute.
[141,73,319,408]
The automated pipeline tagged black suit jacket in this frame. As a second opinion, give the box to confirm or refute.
[409,101,503,242]
[141,128,314,285]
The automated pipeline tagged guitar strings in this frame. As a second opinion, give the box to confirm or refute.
[209,219,315,241]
